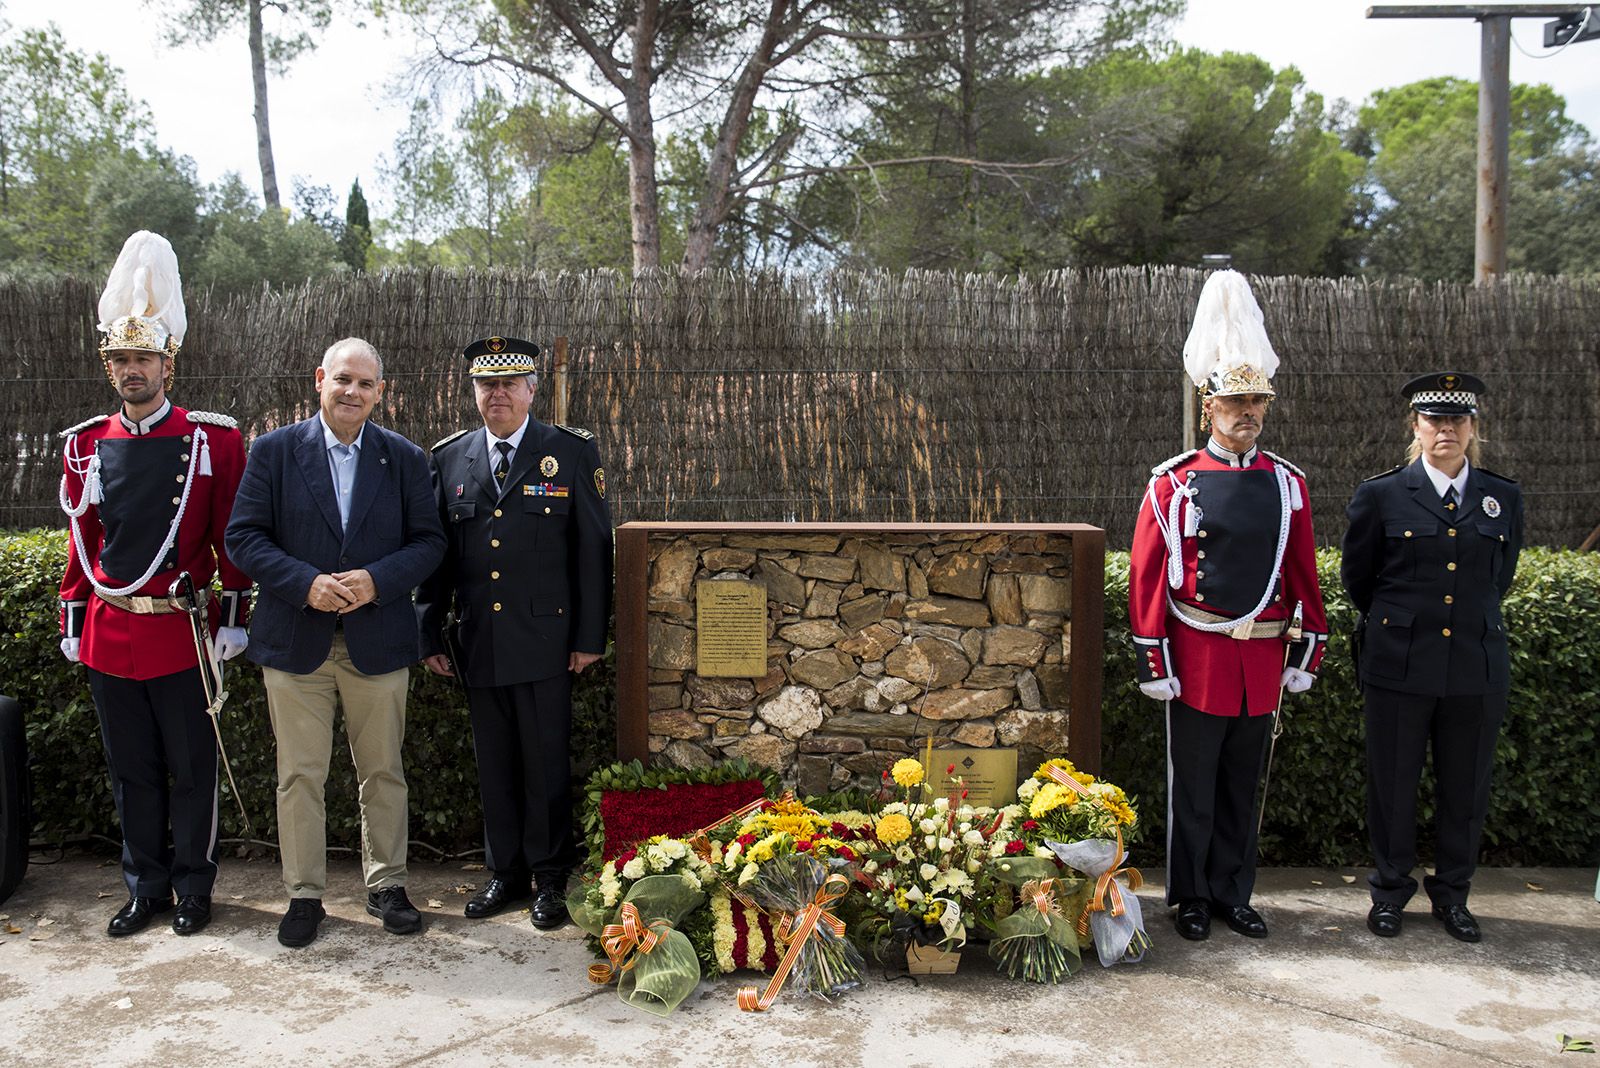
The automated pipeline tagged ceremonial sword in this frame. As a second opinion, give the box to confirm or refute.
[1255,601,1303,837]
[168,572,254,836]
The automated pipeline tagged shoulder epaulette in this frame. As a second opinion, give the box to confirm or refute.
[1476,466,1518,485]
[556,424,595,441]
[1362,465,1404,483]
[59,414,109,438]
[1263,451,1305,479]
[432,429,470,451]
[1150,450,1197,477]
[187,411,238,429]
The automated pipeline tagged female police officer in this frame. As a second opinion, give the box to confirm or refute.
[1341,372,1523,943]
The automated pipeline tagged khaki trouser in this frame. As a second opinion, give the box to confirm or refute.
[263,635,409,898]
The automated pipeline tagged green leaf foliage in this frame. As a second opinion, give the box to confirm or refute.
[1102,548,1600,867]
[1,529,617,851]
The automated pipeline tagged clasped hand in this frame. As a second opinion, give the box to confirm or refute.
[308,570,377,614]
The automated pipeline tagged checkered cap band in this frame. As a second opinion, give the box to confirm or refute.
[1411,390,1477,410]
[469,352,538,377]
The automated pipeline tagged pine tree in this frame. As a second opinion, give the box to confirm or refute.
[340,178,372,271]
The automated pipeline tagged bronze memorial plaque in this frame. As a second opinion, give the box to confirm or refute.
[924,746,1020,808]
[695,579,768,677]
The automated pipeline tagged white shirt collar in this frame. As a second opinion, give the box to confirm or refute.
[484,415,531,454]
[1204,438,1258,468]
[119,398,172,435]
[1421,456,1470,500]
[319,414,364,452]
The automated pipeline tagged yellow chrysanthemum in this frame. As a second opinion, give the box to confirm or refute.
[1028,781,1078,819]
[892,758,925,788]
[876,813,914,845]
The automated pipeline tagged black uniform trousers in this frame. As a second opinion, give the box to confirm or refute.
[87,666,219,898]
[1166,698,1271,907]
[1363,683,1505,908]
[466,672,580,884]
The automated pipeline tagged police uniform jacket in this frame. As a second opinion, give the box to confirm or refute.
[1129,441,1329,717]
[416,418,613,689]
[1340,459,1523,696]
[59,401,251,680]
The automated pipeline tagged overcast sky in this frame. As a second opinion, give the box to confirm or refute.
[5,0,1599,217]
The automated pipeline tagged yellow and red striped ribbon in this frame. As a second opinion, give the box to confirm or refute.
[688,791,796,915]
[736,873,850,1012]
[589,901,669,985]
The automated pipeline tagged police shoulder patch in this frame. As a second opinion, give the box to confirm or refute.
[1149,449,1197,476]
[1361,465,1404,483]
[59,414,109,438]
[1263,451,1305,478]
[432,429,470,452]
[1476,466,1518,485]
[188,410,238,428]
[556,424,595,441]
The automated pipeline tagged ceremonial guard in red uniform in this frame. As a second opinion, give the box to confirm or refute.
[58,232,251,937]
[1128,270,1328,942]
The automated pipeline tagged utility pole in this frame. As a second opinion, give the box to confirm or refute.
[1367,5,1597,285]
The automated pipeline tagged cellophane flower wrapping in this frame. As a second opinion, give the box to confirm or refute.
[987,856,1083,984]
[568,873,706,1017]
[739,853,864,1001]
[1046,839,1150,967]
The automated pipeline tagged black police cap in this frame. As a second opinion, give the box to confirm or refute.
[1402,371,1484,416]
[463,336,540,377]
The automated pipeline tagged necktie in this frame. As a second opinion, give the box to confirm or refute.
[494,440,512,489]
[1443,486,1458,512]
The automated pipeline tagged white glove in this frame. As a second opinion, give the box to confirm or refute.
[214,626,249,661]
[60,636,81,662]
[1281,667,1315,694]
[1139,676,1181,702]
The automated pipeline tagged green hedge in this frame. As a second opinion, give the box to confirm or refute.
[5,529,1597,866]
[1102,548,1600,867]
[0,529,618,851]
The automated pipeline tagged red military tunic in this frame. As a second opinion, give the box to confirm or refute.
[59,401,251,680]
[1129,441,1328,717]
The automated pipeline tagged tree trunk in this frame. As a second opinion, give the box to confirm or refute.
[248,0,280,210]
[624,1,662,271]
[682,0,787,271]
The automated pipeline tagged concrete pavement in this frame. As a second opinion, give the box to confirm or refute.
[0,852,1595,1067]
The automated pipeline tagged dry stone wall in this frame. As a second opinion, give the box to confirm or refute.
[644,530,1074,795]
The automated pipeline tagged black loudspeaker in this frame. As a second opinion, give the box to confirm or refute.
[0,695,28,904]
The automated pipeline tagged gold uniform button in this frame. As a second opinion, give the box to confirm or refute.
[1404,530,1413,538]
[491,570,500,580]
[182,435,191,443]
[1197,551,1206,559]
[1447,529,1457,538]
[1195,593,1205,601]
[557,608,563,615]
[493,602,502,612]
[175,474,185,483]
[1195,570,1205,580]
[494,509,503,518]
[544,507,552,514]
[171,496,181,505]
[491,538,501,548]
[1447,562,1457,571]
[180,454,189,462]
[1198,530,1208,539]
[1442,627,1452,637]
[1444,595,1454,605]
[1381,617,1389,625]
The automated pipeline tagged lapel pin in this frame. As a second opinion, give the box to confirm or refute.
[1483,495,1501,518]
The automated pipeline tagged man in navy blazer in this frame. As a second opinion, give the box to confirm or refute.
[225,337,444,948]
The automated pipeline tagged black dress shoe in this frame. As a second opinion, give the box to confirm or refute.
[1367,902,1403,938]
[172,895,212,936]
[367,885,423,935]
[278,898,326,948]
[1174,900,1211,941]
[107,896,173,938]
[529,874,570,930]
[1218,903,1269,939]
[464,877,533,919]
[1432,903,1481,943]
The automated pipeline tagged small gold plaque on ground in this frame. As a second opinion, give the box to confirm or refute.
[924,747,1019,808]
[695,579,768,677]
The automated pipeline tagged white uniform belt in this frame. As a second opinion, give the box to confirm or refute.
[97,588,209,615]
[1170,601,1288,639]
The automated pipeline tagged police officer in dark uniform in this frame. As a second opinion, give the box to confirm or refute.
[417,336,612,929]
[58,232,252,938]
[1342,372,1523,943]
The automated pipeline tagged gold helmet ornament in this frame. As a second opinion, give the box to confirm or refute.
[96,231,186,387]
[1182,269,1278,399]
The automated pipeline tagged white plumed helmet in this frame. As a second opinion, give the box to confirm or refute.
[1182,270,1277,397]
[97,231,187,356]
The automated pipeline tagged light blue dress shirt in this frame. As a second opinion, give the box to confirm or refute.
[320,417,364,531]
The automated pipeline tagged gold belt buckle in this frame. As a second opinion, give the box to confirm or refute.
[1230,621,1252,641]
[130,595,157,614]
